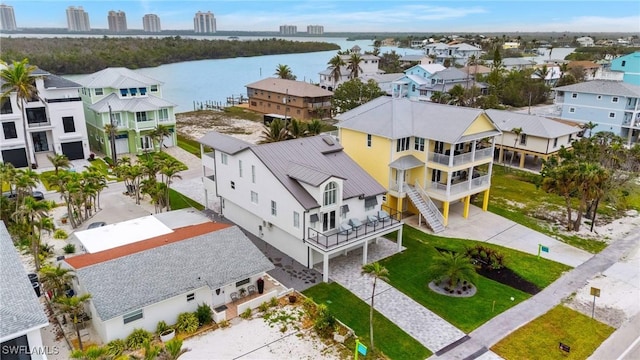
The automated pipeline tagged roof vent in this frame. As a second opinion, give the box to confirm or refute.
[323,136,335,146]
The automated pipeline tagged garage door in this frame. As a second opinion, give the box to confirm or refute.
[163,134,174,148]
[115,138,129,154]
[61,141,84,160]
[1,148,28,168]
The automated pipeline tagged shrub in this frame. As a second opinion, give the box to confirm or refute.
[195,303,212,326]
[269,297,279,307]
[63,243,76,254]
[156,320,170,335]
[126,328,153,350]
[313,304,336,338]
[105,339,126,356]
[301,297,316,316]
[465,245,506,270]
[258,302,270,313]
[53,229,68,239]
[175,312,199,334]
[240,308,252,319]
[218,319,230,328]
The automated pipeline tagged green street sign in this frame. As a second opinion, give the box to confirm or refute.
[358,342,367,355]
[541,245,549,253]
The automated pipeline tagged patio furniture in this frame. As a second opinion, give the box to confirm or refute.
[377,210,390,222]
[367,215,379,226]
[339,222,353,235]
[247,285,257,296]
[349,218,363,230]
[230,292,239,303]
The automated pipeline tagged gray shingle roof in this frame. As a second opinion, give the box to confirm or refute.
[199,131,252,155]
[89,93,176,113]
[43,74,81,89]
[553,80,640,97]
[252,135,386,210]
[0,221,48,339]
[246,78,333,98]
[74,226,274,321]
[77,67,162,88]
[486,109,581,138]
[337,97,500,144]
[432,68,470,81]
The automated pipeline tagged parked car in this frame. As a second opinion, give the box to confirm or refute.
[87,222,107,229]
[2,191,45,201]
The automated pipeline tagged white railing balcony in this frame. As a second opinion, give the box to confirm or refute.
[427,174,490,198]
[135,119,157,130]
[203,152,215,170]
[430,147,493,167]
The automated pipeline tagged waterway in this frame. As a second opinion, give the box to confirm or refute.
[63,37,424,113]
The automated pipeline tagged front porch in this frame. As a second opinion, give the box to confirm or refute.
[213,274,288,321]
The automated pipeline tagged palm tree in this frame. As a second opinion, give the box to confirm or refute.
[103,122,118,164]
[1,59,39,168]
[327,55,345,89]
[39,263,75,298]
[447,84,466,106]
[55,294,92,351]
[47,154,71,175]
[581,121,597,138]
[306,119,323,136]
[429,252,478,287]
[287,119,307,139]
[160,158,187,211]
[150,125,172,152]
[258,118,290,144]
[159,338,190,360]
[509,127,523,168]
[347,53,363,79]
[541,160,579,230]
[534,65,550,83]
[274,64,296,80]
[12,196,55,271]
[361,262,389,352]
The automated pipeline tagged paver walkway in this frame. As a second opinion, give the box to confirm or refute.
[325,239,467,353]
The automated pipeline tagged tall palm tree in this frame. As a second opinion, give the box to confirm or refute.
[361,262,389,352]
[347,53,364,79]
[47,153,70,175]
[55,294,92,351]
[274,64,296,80]
[327,55,345,89]
[103,122,118,164]
[447,84,466,106]
[509,127,523,168]
[13,168,39,210]
[581,121,597,138]
[150,125,172,152]
[39,263,75,298]
[429,252,478,287]
[13,197,55,271]
[160,158,187,211]
[1,59,39,168]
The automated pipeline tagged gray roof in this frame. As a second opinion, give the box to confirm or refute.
[74,226,274,321]
[318,66,351,77]
[499,58,537,67]
[0,221,48,339]
[389,155,424,170]
[432,68,470,81]
[418,80,488,92]
[337,97,501,144]
[199,131,252,155]
[43,74,81,89]
[200,133,386,210]
[89,93,176,113]
[486,109,581,138]
[400,55,427,62]
[553,80,640,97]
[246,78,333,98]
[78,67,162,88]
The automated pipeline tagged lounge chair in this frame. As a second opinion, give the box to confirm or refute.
[349,218,363,230]
[377,210,390,222]
[247,285,257,296]
[367,215,379,226]
[339,222,353,235]
[230,292,239,303]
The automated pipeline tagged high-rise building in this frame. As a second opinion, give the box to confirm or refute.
[142,14,161,32]
[193,11,216,33]
[307,25,324,35]
[108,10,127,32]
[66,6,91,32]
[279,25,297,35]
[0,4,17,30]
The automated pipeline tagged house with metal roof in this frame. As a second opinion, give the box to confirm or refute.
[487,110,582,169]
[246,78,332,120]
[198,133,403,282]
[64,219,275,343]
[423,42,482,66]
[392,64,487,101]
[1,65,89,169]
[318,46,382,91]
[336,96,502,233]
[76,67,177,157]
[0,221,49,359]
[552,80,640,145]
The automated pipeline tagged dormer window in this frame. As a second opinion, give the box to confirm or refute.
[150,85,158,92]
[120,89,128,97]
[95,88,103,95]
[139,88,147,96]
[323,182,337,206]
[129,88,137,96]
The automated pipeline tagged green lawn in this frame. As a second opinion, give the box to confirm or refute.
[303,282,432,360]
[492,305,614,359]
[169,189,204,211]
[381,226,570,332]
[478,165,608,253]
[177,133,206,158]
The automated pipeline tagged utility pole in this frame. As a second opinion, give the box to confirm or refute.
[108,104,118,164]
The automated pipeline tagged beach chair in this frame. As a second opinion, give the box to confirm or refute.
[349,218,363,230]
[339,222,353,235]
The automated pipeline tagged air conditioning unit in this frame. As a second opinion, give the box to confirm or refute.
[267,222,273,228]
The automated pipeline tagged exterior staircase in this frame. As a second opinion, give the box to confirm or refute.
[406,182,445,233]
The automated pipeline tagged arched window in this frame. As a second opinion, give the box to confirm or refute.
[323,182,337,206]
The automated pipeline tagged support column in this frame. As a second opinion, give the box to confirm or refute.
[463,195,471,218]
[482,189,490,211]
[498,147,504,163]
[322,252,329,283]
[363,240,369,265]
[397,226,403,251]
[443,201,450,226]
[519,151,526,168]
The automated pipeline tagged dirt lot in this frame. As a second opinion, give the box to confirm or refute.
[177,109,265,144]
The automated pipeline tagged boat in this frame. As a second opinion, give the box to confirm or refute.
[228,36,239,40]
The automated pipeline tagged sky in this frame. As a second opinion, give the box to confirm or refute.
[4,0,640,33]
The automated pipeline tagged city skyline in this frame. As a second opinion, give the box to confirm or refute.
[2,1,639,33]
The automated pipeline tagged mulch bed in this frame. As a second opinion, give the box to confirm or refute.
[476,267,540,295]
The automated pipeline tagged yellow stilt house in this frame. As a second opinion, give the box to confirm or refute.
[337,96,502,232]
